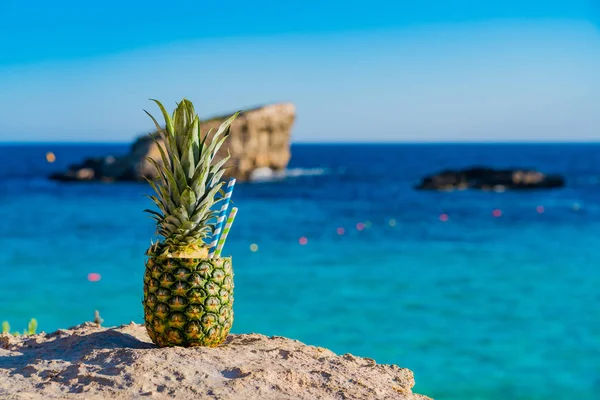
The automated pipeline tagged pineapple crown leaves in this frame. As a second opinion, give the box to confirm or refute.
[143,98,240,249]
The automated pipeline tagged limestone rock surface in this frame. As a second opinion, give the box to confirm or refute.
[0,323,431,400]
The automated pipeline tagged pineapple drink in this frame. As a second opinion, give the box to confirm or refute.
[142,99,238,347]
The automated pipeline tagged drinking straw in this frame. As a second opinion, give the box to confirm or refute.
[214,207,238,258]
[209,178,236,257]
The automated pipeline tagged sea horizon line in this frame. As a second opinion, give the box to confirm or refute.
[2,140,600,146]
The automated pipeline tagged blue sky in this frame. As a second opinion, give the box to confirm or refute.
[0,0,599,142]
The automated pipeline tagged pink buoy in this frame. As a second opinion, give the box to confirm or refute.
[439,213,449,222]
[536,206,544,214]
[88,273,101,282]
[492,209,502,217]
[298,237,308,245]
[337,227,345,235]
[356,223,365,231]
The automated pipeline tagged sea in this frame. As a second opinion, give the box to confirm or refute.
[0,143,599,399]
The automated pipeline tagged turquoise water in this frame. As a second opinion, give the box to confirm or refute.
[1,143,599,399]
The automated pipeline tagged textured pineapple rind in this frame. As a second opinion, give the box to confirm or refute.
[143,255,234,347]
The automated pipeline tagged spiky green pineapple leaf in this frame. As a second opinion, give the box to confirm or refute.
[150,137,172,173]
[144,109,177,157]
[146,157,181,207]
[213,112,240,142]
[145,195,168,215]
[149,99,174,137]
[209,154,231,177]
[209,170,226,189]
[200,128,213,155]
[181,116,200,178]
[208,124,233,158]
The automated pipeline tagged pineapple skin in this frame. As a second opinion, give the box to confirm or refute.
[143,255,234,347]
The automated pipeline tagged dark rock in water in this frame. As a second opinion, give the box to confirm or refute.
[49,103,296,183]
[415,167,565,191]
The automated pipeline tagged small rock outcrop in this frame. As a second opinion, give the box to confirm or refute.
[49,103,296,183]
[415,167,565,191]
[0,323,431,400]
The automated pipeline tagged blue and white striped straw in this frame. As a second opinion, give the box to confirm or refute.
[214,207,238,258]
[209,178,236,257]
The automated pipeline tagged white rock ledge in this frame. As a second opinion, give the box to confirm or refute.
[0,322,431,400]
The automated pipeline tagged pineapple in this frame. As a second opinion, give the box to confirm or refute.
[142,98,238,347]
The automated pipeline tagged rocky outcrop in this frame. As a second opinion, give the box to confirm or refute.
[415,167,565,191]
[49,103,296,183]
[0,323,431,400]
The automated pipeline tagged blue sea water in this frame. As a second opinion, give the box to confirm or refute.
[1,143,599,399]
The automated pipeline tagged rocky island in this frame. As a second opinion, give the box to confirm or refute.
[0,323,431,400]
[415,167,565,191]
[49,103,296,183]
